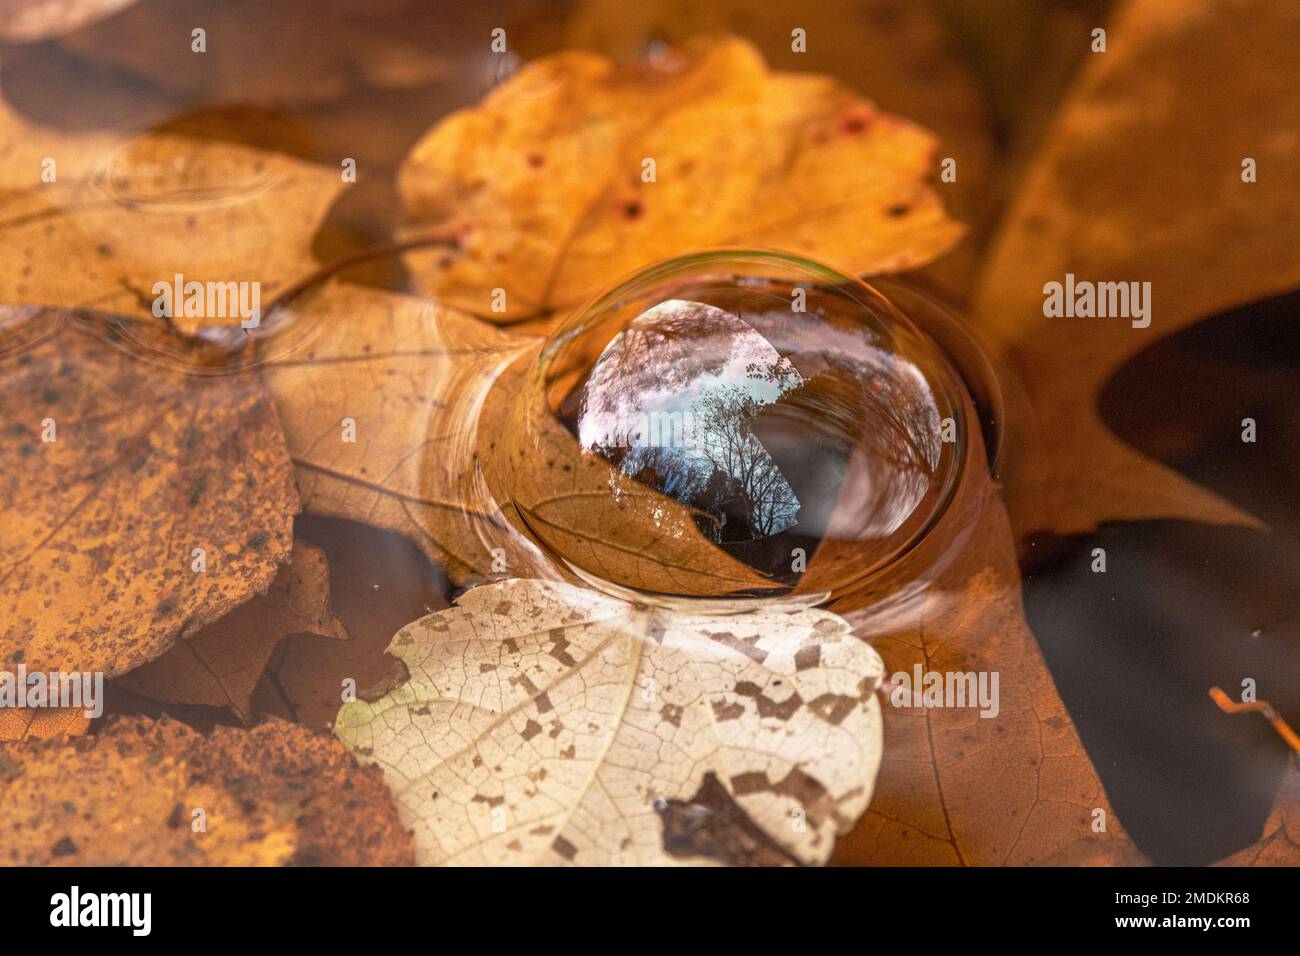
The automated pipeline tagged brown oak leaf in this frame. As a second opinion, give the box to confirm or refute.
[972,0,1300,539]
[1215,765,1300,866]
[827,384,1143,865]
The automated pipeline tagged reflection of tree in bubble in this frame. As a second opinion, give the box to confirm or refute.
[687,382,802,540]
[578,299,805,543]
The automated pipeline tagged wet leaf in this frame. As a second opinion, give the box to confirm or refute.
[260,280,539,581]
[828,392,1143,864]
[0,707,90,741]
[261,280,762,593]
[398,36,963,322]
[1216,766,1300,866]
[0,716,414,865]
[557,0,996,289]
[115,541,346,720]
[335,578,883,865]
[252,515,450,732]
[0,93,342,329]
[0,307,297,677]
[0,0,136,41]
[1,4,1281,874]
[973,0,1300,538]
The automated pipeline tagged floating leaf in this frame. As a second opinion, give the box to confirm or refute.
[335,578,883,865]
[557,0,996,288]
[261,281,760,592]
[260,280,540,581]
[399,37,962,322]
[0,93,342,329]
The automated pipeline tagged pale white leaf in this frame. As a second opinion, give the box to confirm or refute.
[335,578,884,866]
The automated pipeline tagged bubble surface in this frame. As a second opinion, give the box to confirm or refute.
[503,251,971,602]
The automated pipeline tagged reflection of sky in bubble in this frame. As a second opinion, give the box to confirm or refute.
[579,299,804,538]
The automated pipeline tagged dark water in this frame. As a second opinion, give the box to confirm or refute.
[1024,291,1300,865]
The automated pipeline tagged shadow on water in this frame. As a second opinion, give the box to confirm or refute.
[1023,289,1300,865]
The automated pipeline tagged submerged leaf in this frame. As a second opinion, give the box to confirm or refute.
[0,707,90,741]
[0,716,414,866]
[973,0,1300,538]
[828,390,1143,864]
[252,515,450,732]
[57,0,462,104]
[0,0,137,41]
[115,540,347,719]
[1216,766,1300,866]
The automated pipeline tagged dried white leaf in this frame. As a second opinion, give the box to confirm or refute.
[335,578,883,865]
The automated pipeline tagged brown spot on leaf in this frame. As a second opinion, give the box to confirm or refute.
[658,773,796,866]
[795,644,821,671]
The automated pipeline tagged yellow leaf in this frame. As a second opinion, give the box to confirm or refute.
[0,716,414,866]
[0,93,342,330]
[399,37,962,322]
[0,707,90,741]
